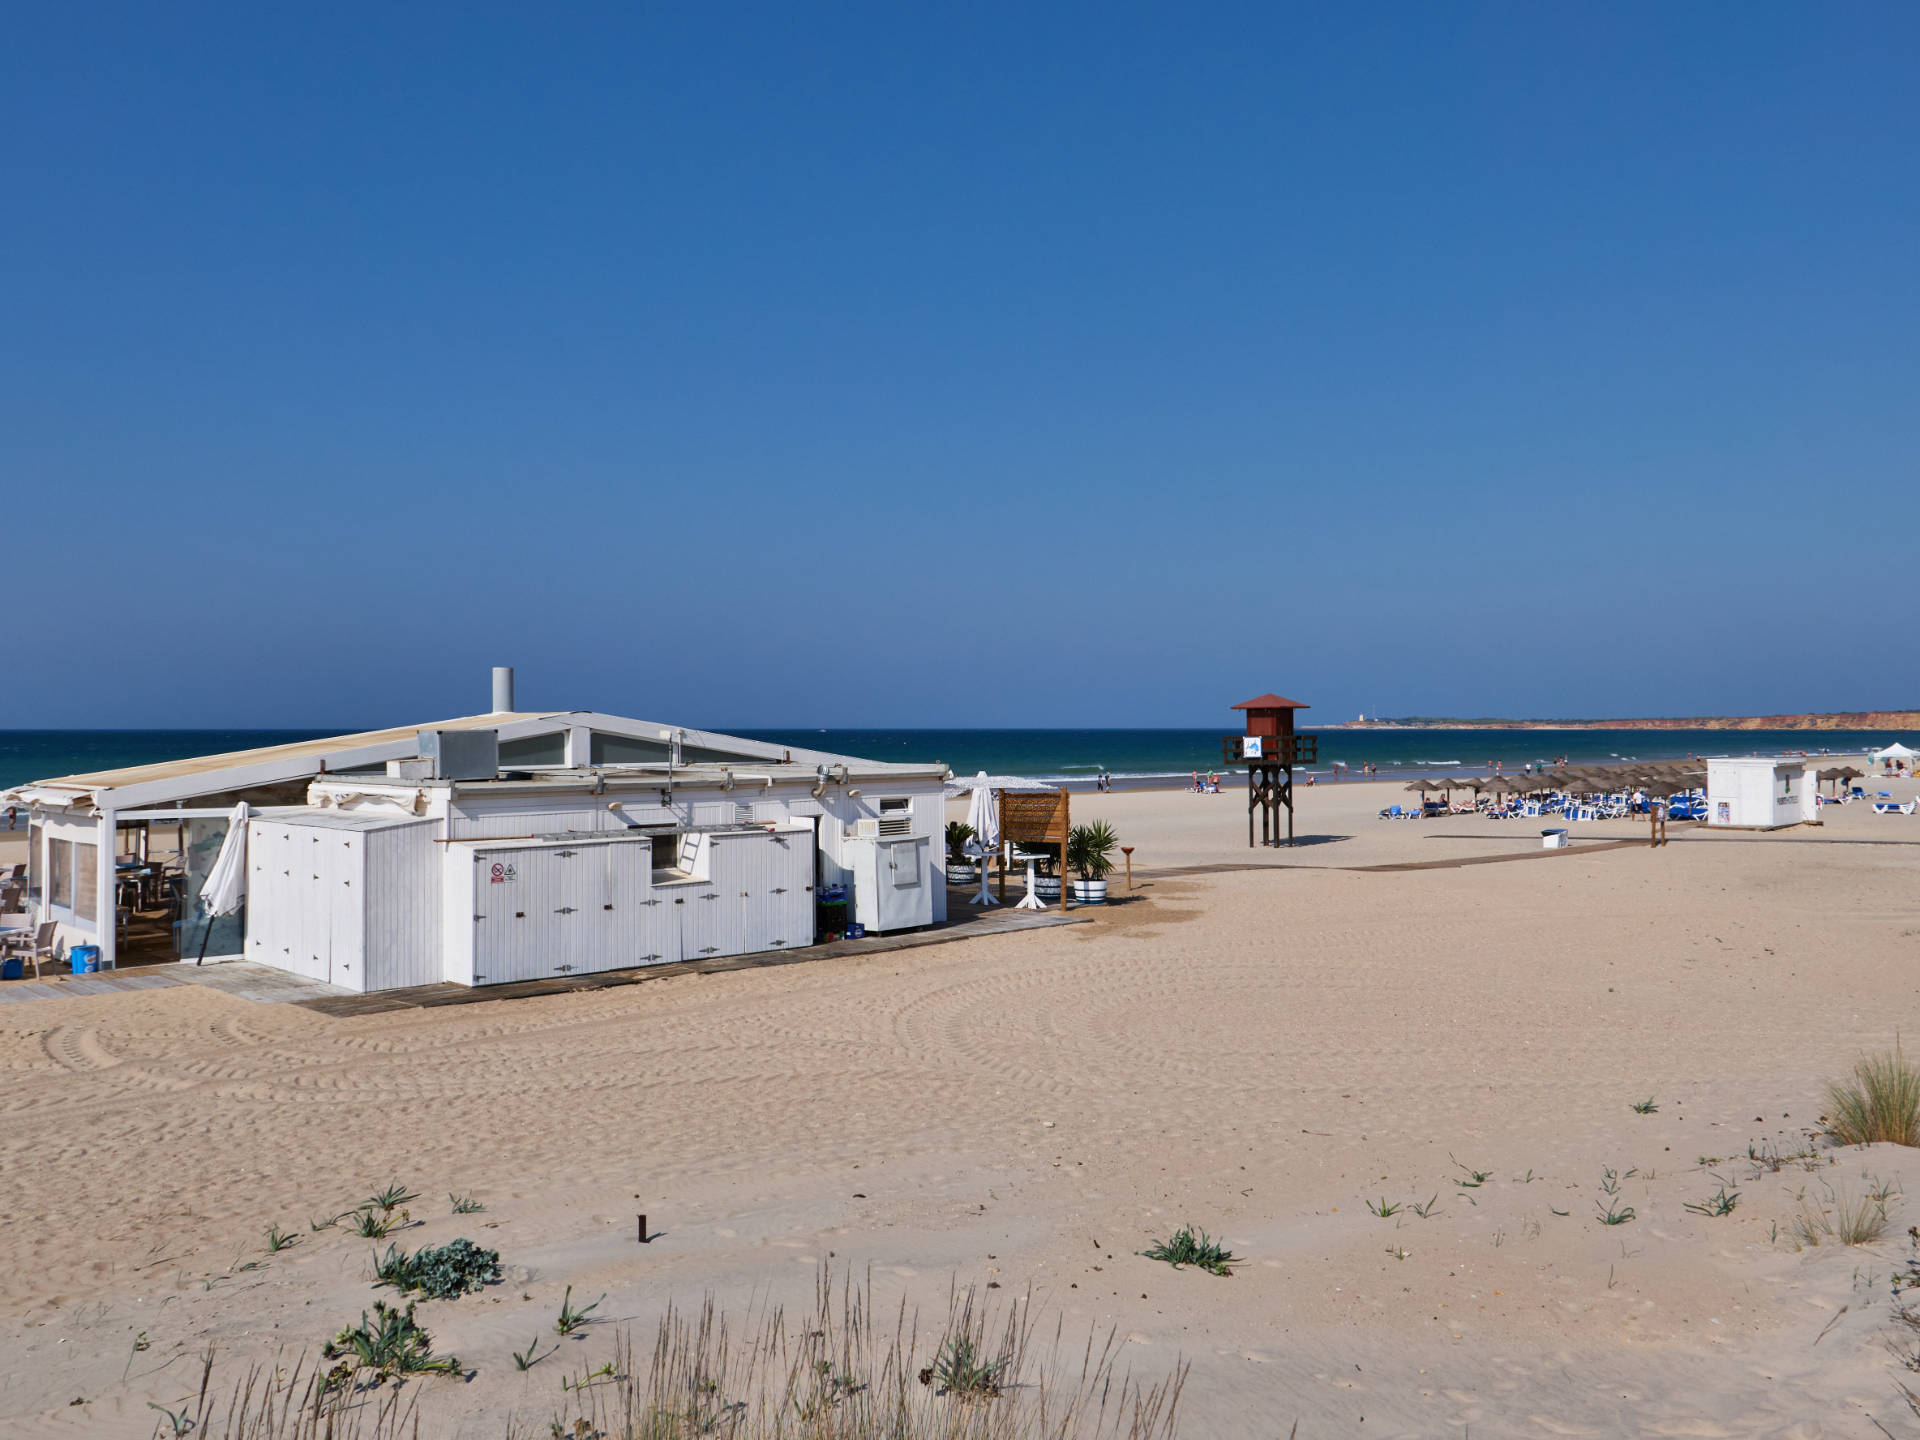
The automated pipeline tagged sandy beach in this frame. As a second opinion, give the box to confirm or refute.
[4,777,1920,1436]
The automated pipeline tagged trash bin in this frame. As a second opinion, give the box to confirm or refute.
[1540,829,1569,850]
[69,944,101,974]
[815,886,848,943]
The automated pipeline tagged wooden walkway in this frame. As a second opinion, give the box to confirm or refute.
[0,960,352,1006]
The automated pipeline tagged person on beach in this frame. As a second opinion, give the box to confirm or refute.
[4,805,13,831]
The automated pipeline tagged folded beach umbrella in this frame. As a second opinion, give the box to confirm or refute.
[194,801,250,964]
[954,774,1003,855]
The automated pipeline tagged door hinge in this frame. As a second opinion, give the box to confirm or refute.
[642,899,662,907]
[639,953,661,962]
[770,939,786,946]
[473,914,485,922]
[555,906,577,914]
[771,887,787,894]
[557,849,577,858]
[701,892,718,901]
[555,964,574,973]
[698,946,718,955]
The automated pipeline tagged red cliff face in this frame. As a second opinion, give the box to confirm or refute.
[1341,711,1920,731]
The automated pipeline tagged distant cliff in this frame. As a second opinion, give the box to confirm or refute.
[1338,712,1920,731]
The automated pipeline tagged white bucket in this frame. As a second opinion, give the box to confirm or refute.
[1541,829,1569,850]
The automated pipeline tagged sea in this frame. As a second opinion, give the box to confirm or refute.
[2,726,1914,797]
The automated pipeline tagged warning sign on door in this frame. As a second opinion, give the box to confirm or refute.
[489,862,517,884]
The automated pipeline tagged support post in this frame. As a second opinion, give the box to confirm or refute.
[1060,791,1071,910]
[96,809,117,972]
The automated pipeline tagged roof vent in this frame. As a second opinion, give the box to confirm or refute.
[418,728,499,781]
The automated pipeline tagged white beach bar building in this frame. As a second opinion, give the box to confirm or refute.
[4,683,948,990]
[1705,757,1817,829]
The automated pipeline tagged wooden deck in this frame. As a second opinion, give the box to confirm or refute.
[294,902,1088,1017]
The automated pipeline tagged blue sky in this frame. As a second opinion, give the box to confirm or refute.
[4,4,1915,728]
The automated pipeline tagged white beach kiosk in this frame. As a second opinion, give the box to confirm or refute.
[1705,757,1817,830]
[3,670,948,990]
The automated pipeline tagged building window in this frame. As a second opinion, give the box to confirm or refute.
[500,734,567,768]
[73,843,97,923]
[49,838,73,909]
[591,732,671,766]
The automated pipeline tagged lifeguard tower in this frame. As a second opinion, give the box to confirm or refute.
[1222,694,1317,847]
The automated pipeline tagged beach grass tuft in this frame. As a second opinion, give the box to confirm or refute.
[1365,1197,1402,1218]
[1823,1044,1920,1147]
[1630,1098,1659,1114]
[265,1224,297,1253]
[1791,1184,1890,1247]
[1140,1226,1238,1276]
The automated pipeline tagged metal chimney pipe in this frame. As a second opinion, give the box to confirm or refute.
[491,666,515,713]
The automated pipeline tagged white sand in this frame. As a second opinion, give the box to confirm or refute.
[4,779,1920,1435]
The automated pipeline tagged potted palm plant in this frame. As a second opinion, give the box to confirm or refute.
[1065,821,1118,904]
[1033,843,1062,903]
[945,821,978,884]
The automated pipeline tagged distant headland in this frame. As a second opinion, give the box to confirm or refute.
[1336,710,1920,732]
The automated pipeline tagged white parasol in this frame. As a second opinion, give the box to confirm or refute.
[194,802,250,963]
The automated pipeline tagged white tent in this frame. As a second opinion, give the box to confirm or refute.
[942,773,1057,799]
[1871,743,1918,773]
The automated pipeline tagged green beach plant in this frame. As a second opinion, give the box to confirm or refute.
[1140,1225,1237,1276]
[322,1301,460,1382]
[448,1192,484,1214]
[372,1238,502,1301]
[1630,1098,1659,1114]
[1596,1200,1636,1226]
[1410,1195,1441,1219]
[1684,1185,1741,1218]
[349,1207,403,1239]
[945,821,976,863]
[1823,1043,1920,1147]
[365,1182,420,1214]
[1365,1196,1402,1218]
[555,1286,604,1335]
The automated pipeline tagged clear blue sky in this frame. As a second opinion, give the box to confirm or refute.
[5,4,1915,729]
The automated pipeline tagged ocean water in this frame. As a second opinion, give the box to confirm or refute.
[2,725,1912,798]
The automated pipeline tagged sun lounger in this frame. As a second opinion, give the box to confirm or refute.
[1872,800,1917,815]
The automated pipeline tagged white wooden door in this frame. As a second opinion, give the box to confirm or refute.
[323,833,363,990]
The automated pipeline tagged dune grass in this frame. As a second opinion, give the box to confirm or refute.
[1790,1183,1891,1248]
[1823,1044,1920,1147]
[130,1269,1185,1439]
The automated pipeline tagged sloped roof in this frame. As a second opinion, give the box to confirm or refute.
[6,711,888,811]
[37,712,526,792]
[1232,694,1309,710]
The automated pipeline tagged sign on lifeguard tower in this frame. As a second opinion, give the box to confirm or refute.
[1223,694,1316,848]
